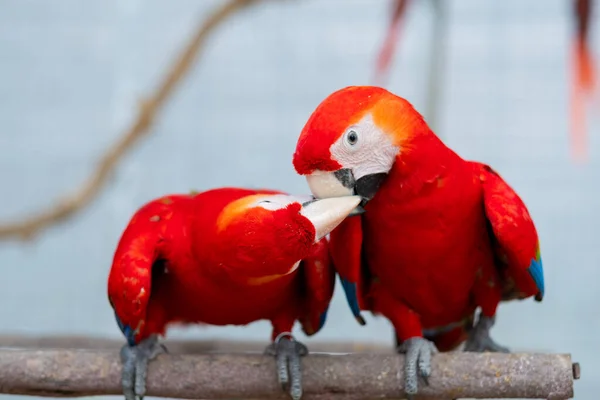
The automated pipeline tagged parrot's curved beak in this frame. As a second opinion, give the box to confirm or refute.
[306,169,388,212]
[300,195,362,241]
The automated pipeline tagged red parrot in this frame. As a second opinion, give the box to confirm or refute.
[291,86,544,398]
[107,187,361,400]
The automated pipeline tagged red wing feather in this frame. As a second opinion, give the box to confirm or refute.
[298,238,336,335]
[475,163,544,301]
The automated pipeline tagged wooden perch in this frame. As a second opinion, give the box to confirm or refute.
[0,334,391,354]
[0,349,578,399]
[0,0,263,241]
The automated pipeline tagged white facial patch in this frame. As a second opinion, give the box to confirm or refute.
[329,113,399,181]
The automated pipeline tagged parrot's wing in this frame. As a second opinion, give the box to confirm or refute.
[298,238,337,336]
[107,196,180,345]
[328,215,370,325]
[476,162,544,302]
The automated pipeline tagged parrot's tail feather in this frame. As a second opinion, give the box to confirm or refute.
[570,37,595,163]
[575,37,596,93]
[373,19,401,83]
[372,0,410,86]
[570,0,595,164]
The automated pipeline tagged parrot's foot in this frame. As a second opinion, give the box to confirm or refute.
[464,315,510,353]
[120,335,167,400]
[397,337,438,399]
[265,333,308,400]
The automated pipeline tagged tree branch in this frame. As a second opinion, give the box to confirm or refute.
[0,349,578,399]
[0,0,264,241]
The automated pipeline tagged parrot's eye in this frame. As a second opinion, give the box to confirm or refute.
[256,199,282,211]
[345,130,359,146]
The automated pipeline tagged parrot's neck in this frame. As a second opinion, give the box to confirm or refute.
[381,131,462,201]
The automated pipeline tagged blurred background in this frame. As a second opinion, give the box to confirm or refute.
[0,0,598,399]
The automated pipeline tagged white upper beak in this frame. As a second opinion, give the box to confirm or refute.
[306,172,354,199]
[300,195,362,241]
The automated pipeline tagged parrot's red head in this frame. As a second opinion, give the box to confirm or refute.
[293,86,430,204]
[214,192,361,284]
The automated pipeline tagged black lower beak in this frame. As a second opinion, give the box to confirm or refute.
[355,173,387,201]
[348,204,367,216]
[332,168,387,215]
[333,168,356,190]
[301,196,317,207]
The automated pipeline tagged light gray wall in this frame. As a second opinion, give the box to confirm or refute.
[0,0,598,398]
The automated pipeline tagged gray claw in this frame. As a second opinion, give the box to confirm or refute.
[120,335,166,400]
[397,337,438,398]
[265,336,308,400]
[464,315,510,353]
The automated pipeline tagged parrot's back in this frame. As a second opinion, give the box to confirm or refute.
[108,187,330,344]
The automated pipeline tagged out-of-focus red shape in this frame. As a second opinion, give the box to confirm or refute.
[372,0,410,86]
[570,0,595,164]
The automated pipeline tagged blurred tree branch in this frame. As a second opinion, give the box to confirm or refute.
[423,0,448,136]
[0,0,264,241]
[0,349,579,399]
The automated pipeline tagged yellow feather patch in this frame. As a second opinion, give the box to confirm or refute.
[244,260,301,286]
[245,273,288,286]
[216,194,268,232]
[370,96,424,148]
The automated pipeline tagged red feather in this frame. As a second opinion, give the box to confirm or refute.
[297,238,336,336]
[474,162,543,301]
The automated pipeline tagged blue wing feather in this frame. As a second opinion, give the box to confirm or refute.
[317,304,329,331]
[339,276,366,325]
[114,311,137,346]
[527,252,545,299]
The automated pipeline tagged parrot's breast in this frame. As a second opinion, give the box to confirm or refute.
[363,168,496,327]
